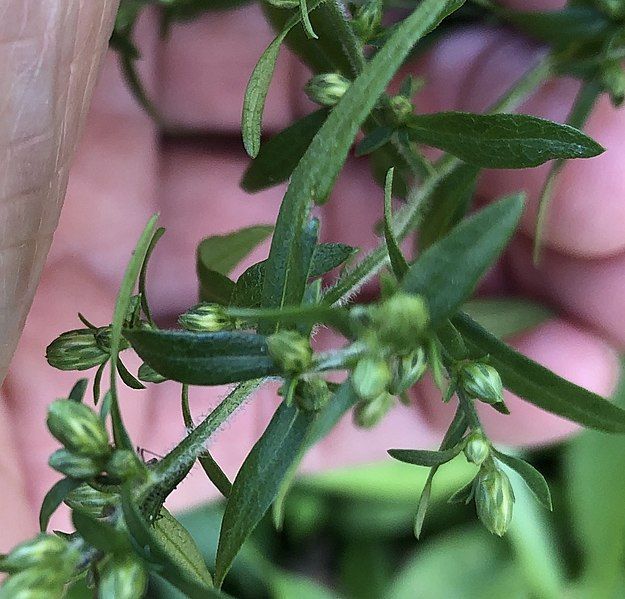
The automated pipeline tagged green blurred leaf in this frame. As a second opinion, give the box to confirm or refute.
[310,243,358,277]
[402,194,524,327]
[124,329,278,385]
[270,570,341,599]
[72,511,128,554]
[406,112,604,168]
[388,446,463,468]
[215,404,314,586]
[462,298,552,339]
[39,478,81,532]
[383,168,409,280]
[356,126,395,157]
[241,110,328,192]
[454,312,625,432]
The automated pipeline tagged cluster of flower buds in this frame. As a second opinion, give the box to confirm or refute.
[99,555,148,599]
[305,73,351,107]
[351,0,383,43]
[0,533,81,597]
[459,361,507,412]
[474,464,515,537]
[46,328,112,371]
[178,302,239,332]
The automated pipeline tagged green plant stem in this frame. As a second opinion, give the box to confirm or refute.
[457,388,481,431]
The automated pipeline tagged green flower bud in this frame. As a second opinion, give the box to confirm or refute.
[105,449,144,482]
[295,378,331,412]
[264,0,299,7]
[475,467,515,537]
[351,0,383,42]
[47,400,110,457]
[267,330,313,374]
[354,393,394,428]
[305,73,350,107]
[0,569,64,599]
[463,432,490,466]
[99,555,148,599]
[460,362,504,406]
[389,94,414,125]
[138,362,167,384]
[372,293,429,352]
[48,449,103,479]
[178,303,234,332]
[0,534,75,574]
[64,484,116,518]
[352,357,392,401]
[602,61,625,106]
[46,329,109,371]
[390,347,427,394]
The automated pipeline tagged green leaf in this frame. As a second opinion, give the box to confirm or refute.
[241,110,328,192]
[406,112,604,168]
[262,0,465,315]
[463,298,553,339]
[355,126,394,157]
[124,329,278,386]
[309,243,358,277]
[72,511,128,554]
[68,379,88,402]
[242,0,325,157]
[401,194,524,327]
[388,446,463,468]
[215,404,314,587]
[198,270,235,305]
[39,478,81,532]
[453,312,625,432]
[139,226,165,327]
[270,570,340,599]
[197,225,273,278]
[117,358,146,390]
[383,168,409,280]
[419,163,479,250]
[492,449,552,510]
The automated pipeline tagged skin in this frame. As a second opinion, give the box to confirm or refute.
[0,0,622,547]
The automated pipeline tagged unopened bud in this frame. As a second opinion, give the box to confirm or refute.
[105,449,143,482]
[99,556,148,599]
[602,61,625,106]
[138,362,167,384]
[354,393,394,428]
[460,362,504,406]
[389,94,414,124]
[351,0,383,42]
[463,432,490,466]
[391,347,427,394]
[46,329,109,371]
[64,484,116,519]
[352,356,391,401]
[475,467,515,537]
[0,534,76,574]
[295,378,331,412]
[0,569,65,599]
[178,303,234,332]
[372,293,429,352]
[47,400,110,458]
[49,449,103,479]
[267,330,312,374]
[305,73,350,107]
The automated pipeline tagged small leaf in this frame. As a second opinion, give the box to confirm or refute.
[355,126,394,156]
[383,168,409,280]
[453,312,625,433]
[124,329,278,386]
[388,446,463,468]
[309,243,358,277]
[447,479,475,505]
[231,261,265,308]
[406,112,604,168]
[68,379,89,402]
[199,270,236,305]
[117,359,146,390]
[402,194,524,327]
[72,511,128,553]
[241,110,328,192]
[299,0,318,39]
[215,404,314,587]
[492,449,552,511]
[39,478,81,531]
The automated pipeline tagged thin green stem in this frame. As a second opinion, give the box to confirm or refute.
[323,0,367,75]
[457,388,482,431]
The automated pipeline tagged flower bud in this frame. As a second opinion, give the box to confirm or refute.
[0,569,65,599]
[295,378,331,412]
[64,484,116,519]
[389,94,414,124]
[463,432,490,466]
[372,293,429,352]
[46,329,109,371]
[47,400,110,458]
[105,449,144,482]
[178,303,234,332]
[391,347,427,394]
[351,356,391,401]
[305,73,350,107]
[475,467,515,537]
[602,61,625,107]
[267,330,313,374]
[460,362,504,406]
[48,449,103,479]
[0,534,75,574]
[354,393,394,428]
[99,556,148,599]
[351,0,382,42]
[138,362,167,384]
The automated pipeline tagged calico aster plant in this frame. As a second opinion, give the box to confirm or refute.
[2,0,625,597]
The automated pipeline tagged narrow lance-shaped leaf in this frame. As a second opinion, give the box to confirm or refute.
[406,112,604,168]
[72,511,128,554]
[383,168,409,280]
[215,404,314,587]
[401,194,524,327]
[261,0,465,313]
[388,445,463,468]
[124,329,278,386]
[39,478,81,532]
[492,449,552,511]
[453,311,625,433]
